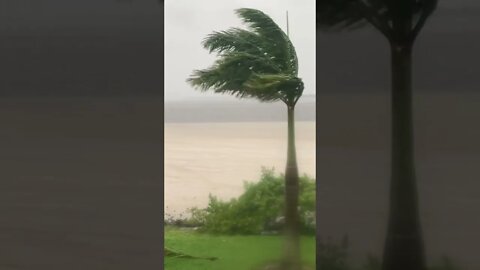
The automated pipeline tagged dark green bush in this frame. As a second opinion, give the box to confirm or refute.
[430,256,463,270]
[315,238,460,270]
[318,235,350,270]
[188,168,316,235]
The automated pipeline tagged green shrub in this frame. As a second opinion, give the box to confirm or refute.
[188,168,316,235]
[360,254,381,270]
[430,256,463,270]
[315,238,461,270]
[318,235,350,270]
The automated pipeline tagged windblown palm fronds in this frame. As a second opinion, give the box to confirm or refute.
[317,0,437,42]
[188,8,303,105]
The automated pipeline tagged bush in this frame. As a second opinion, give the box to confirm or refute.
[316,237,460,270]
[188,168,316,235]
[318,235,350,270]
[430,256,463,270]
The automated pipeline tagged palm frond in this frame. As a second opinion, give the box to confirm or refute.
[243,74,304,103]
[187,8,303,104]
[236,8,298,75]
[187,51,283,100]
[202,29,283,72]
[316,0,369,31]
[317,0,438,41]
[203,28,264,54]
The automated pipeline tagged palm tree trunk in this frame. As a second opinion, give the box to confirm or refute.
[382,42,426,270]
[283,105,301,270]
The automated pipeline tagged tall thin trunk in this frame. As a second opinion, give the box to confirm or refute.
[382,42,426,270]
[283,105,301,270]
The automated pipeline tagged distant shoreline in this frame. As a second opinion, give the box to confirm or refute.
[165,97,316,123]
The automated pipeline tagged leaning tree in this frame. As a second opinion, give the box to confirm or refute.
[188,8,305,269]
[317,1,437,270]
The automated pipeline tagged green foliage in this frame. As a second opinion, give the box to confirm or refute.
[315,238,461,270]
[187,8,303,104]
[360,254,381,270]
[430,256,463,270]
[188,168,315,235]
[316,0,438,42]
[318,235,350,270]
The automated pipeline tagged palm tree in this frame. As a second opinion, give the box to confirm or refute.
[187,8,304,269]
[317,1,437,270]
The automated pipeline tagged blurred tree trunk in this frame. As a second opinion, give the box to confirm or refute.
[382,40,426,270]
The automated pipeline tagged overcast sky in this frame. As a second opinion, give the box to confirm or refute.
[165,0,316,101]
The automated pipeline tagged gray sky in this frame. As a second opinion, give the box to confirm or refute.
[165,0,315,101]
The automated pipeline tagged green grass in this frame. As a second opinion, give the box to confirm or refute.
[164,226,315,270]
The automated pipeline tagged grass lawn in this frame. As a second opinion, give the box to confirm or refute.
[164,226,316,270]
